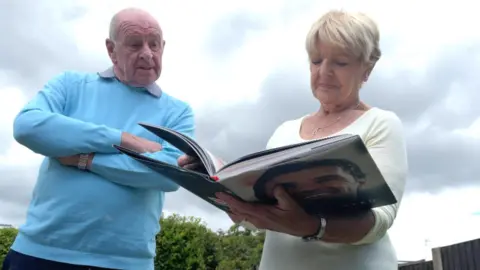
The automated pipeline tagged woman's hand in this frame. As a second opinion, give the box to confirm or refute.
[177,155,202,170]
[218,186,375,243]
[217,186,320,237]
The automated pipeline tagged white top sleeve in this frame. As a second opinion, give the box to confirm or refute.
[352,112,408,245]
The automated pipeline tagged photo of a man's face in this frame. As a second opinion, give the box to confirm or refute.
[253,159,367,205]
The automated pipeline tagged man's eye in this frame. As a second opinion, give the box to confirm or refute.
[150,41,162,50]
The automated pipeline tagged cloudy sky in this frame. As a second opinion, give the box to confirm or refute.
[1,0,479,262]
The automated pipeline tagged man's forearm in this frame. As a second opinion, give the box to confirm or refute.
[88,150,181,191]
[13,109,122,157]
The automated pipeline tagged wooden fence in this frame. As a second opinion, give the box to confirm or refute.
[398,237,480,270]
[399,260,433,270]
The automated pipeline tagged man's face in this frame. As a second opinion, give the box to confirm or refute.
[264,165,362,201]
[107,16,164,87]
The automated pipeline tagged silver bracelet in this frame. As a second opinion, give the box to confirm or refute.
[302,216,327,242]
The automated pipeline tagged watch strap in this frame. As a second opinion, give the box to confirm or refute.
[77,154,90,170]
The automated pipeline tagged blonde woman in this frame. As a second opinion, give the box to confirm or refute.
[179,9,408,270]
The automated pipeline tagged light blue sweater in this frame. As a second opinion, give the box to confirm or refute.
[11,68,194,269]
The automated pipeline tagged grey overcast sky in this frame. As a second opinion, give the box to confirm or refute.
[0,0,479,261]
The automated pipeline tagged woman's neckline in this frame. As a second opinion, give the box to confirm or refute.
[297,107,377,141]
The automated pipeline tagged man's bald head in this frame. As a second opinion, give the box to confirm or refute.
[109,8,161,42]
[105,7,165,87]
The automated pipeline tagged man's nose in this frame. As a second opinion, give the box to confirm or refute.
[139,44,153,60]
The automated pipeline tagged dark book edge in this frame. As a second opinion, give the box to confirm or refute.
[352,138,397,206]
[138,122,216,175]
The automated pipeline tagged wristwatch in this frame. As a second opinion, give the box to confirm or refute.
[302,216,327,242]
[77,154,90,170]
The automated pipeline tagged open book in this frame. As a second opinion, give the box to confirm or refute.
[114,123,397,216]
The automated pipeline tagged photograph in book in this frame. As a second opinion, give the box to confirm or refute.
[114,123,397,216]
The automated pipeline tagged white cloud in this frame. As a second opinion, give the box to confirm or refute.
[454,117,480,139]
[0,87,44,166]
[389,186,480,260]
[0,87,26,130]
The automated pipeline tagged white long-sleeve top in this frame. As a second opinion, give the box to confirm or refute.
[257,107,408,270]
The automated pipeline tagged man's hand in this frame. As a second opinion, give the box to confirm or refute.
[121,132,162,153]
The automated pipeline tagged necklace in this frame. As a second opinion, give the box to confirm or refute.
[312,102,361,136]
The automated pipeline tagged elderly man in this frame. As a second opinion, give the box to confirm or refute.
[3,8,193,270]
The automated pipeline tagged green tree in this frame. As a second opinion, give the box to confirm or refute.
[0,227,18,266]
[0,215,267,270]
[155,214,219,270]
[216,223,265,270]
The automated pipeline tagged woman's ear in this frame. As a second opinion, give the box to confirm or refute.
[363,66,373,82]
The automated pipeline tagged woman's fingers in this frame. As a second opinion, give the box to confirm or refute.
[178,155,198,167]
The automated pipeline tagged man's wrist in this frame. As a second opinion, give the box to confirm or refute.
[301,216,327,241]
[87,153,94,170]
[302,216,321,236]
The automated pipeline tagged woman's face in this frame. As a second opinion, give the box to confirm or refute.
[309,41,370,106]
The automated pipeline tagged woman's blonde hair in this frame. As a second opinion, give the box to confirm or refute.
[306,10,381,67]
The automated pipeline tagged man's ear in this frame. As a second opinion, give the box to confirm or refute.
[106,38,116,63]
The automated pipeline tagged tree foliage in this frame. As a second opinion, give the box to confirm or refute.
[215,223,265,270]
[155,214,219,270]
[0,227,18,266]
[0,214,265,270]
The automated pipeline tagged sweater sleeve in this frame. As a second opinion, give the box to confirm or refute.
[88,105,195,191]
[13,71,122,157]
[352,111,408,245]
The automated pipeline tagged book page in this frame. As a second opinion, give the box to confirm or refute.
[219,134,352,173]
[216,134,351,178]
[205,150,226,173]
[138,123,217,175]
